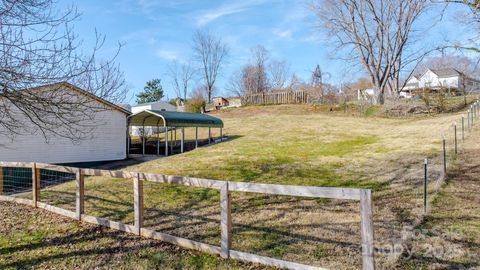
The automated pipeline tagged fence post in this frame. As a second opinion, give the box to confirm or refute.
[134,173,144,236]
[462,116,465,141]
[32,163,40,207]
[423,159,428,214]
[454,123,458,155]
[76,168,84,220]
[442,136,447,176]
[360,189,375,270]
[220,182,232,259]
[0,166,3,195]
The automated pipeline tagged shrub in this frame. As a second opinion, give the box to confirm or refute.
[185,97,206,113]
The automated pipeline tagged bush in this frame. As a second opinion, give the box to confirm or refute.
[185,98,206,113]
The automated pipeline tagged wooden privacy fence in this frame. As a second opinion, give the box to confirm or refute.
[242,91,308,106]
[0,162,375,270]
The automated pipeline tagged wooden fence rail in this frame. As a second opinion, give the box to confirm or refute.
[0,161,375,270]
[241,91,308,106]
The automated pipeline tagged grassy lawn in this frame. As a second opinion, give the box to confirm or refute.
[0,201,269,270]
[13,104,468,269]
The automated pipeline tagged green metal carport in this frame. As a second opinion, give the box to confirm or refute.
[127,110,224,156]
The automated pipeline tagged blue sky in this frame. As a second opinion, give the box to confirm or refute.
[65,0,473,104]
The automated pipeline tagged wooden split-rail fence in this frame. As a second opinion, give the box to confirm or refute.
[241,91,308,106]
[0,161,375,270]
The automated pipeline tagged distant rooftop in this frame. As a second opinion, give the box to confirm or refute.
[430,68,462,78]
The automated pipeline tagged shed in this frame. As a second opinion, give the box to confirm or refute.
[127,110,224,156]
[0,82,131,164]
[213,97,229,109]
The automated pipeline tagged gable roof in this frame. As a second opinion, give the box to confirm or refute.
[132,100,176,108]
[26,82,131,115]
[429,68,462,78]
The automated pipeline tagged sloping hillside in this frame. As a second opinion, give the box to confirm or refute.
[10,104,468,269]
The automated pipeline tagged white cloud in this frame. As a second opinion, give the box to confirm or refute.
[195,0,269,27]
[156,49,179,61]
[274,29,293,39]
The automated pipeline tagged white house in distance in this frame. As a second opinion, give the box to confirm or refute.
[0,82,131,164]
[357,88,379,104]
[130,101,177,136]
[400,68,480,98]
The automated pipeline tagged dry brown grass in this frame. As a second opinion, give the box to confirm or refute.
[29,104,469,269]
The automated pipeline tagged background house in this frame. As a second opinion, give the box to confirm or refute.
[0,82,130,164]
[400,68,480,97]
[130,101,177,136]
[357,88,378,104]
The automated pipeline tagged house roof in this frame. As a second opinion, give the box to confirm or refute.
[430,68,462,78]
[132,100,176,108]
[26,82,131,115]
[128,109,224,128]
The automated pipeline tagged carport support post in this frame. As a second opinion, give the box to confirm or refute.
[142,124,146,156]
[32,163,40,208]
[170,128,173,154]
[156,121,160,156]
[195,127,198,149]
[360,189,375,270]
[208,127,211,144]
[181,128,185,153]
[165,126,169,157]
[76,168,84,220]
[133,173,143,236]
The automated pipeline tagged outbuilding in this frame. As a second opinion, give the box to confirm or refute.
[0,82,131,164]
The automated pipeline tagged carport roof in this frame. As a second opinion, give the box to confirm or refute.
[127,110,224,128]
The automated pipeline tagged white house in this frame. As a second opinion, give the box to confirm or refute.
[400,68,480,98]
[130,101,176,136]
[131,101,176,114]
[0,82,130,164]
[357,88,378,104]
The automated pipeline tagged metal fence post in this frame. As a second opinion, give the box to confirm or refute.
[454,124,457,155]
[443,136,447,175]
[423,159,428,214]
[462,116,465,141]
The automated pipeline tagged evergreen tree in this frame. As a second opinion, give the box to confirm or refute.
[136,79,164,104]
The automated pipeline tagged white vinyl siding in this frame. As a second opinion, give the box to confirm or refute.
[0,90,127,164]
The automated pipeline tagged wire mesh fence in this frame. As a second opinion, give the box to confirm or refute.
[0,167,32,197]
[143,181,221,247]
[39,169,76,211]
[83,175,134,225]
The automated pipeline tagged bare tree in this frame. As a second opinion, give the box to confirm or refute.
[269,59,291,90]
[250,45,269,93]
[0,1,127,141]
[312,0,431,104]
[192,30,228,103]
[168,60,196,106]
